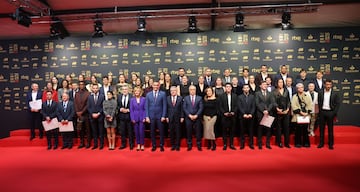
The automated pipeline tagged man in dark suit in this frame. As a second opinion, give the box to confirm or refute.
[255,81,274,149]
[172,67,186,86]
[317,79,341,150]
[222,68,232,84]
[166,86,184,151]
[145,81,167,152]
[57,92,75,149]
[99,76,113,100]
[41,90,59,150]
[295,69,311,91]
[69,81,79,138]
[266,77,276,92]
[204,68,215,87]
[117,86,133,150]
[183,85,204,151]
[286,77,296,101]
[239,68,250,89]
[314,70,325,92]
[218,83,238,150]
[238,84,256,150]
[27,83,43,140]
[255,65,273,86]
[274,65,292,85]
[87,83,105,150]
[74,81,91,148]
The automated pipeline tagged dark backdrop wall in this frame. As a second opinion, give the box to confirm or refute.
[1,27,359,138]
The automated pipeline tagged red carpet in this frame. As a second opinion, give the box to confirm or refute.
[0,126,360,192]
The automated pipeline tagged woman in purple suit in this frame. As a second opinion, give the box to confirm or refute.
[130,87,146,151]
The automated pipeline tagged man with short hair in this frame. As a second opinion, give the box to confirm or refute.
[172,67,186,86]
[166,86,184,151]
[222,68,232,84]
[100,76,113,100]
[204,68,215,87]
[58,92,75,149]
[117,86,133,150]
[87,84,105,150]
[27,83,43,140]
[238,84,256,149]
[41,90,59,150]
[255,65,273,86]
[75,81,91,149]
[306,82,319,137]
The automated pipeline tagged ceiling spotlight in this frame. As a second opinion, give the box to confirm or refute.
[281,12,293,30]
[11,8,32,27]
[233,12,245,32]
[93,20,106,38]
[187,16,199,33]
[137,17,146,32]
[49,18,69,39]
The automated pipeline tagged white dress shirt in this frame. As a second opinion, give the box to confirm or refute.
[322,89,331,110]
[31,91,37,101]
[227,93,231,111]
[317,79,323,90]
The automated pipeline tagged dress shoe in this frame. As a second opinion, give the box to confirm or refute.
[99,145,104,150]
[160,147,165,152]
[130,145,134,150]
[317,144,324,149]
[39,134,43,139]
[61,146,68,150]
[151,147,156,152]
[92,146,98,150]
[187,147,192,151]
[141,145,145,151]
[249,145,254,150]
[295,144,302,148]
[240,144,245,150]
[29,136,35,141]
[53,145,58,150]
[285,145,291,148]
[229,145,236,150]
[197,146,202,151]
[119,145,126,150]
[223,145,227,150]
[85,144,91,149]
[278,143,283,148]
[78,144,84,149]
[258,146,262,150]
[176,147,180,151]
[303,144,310,148]
[329,146,334,150]
[171,146,176,151]
[47,145,52,150]
[68,145,73,149]
[266,145,272,149]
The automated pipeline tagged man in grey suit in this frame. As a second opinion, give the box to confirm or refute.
[145,81,167,152]
[183,85,204,151]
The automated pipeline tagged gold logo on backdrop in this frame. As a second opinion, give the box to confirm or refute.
[274,49,283,54]
[292,36,301,41]
[307,54,317,61]
[182,38,195,45]
[333,66,343,72]
[164,59,172,63]
[343,47,349,52]
[250,36,260,42]
[297,55,305,60]
[112,60,118,65]
[341,79,350,84]
[174,58,184,64]
[222,36,235,44]
[253,49,260,55]
[209,50,215,56]
[165,51,171,57]
[345,33,359,41]
[354,85,360,91]
[331,54,338,60]
[154,58,160,64]
[308,48,315,52]
[304,34,318,42]
[352,53,360,60]
[330,47,339,52]
[285,49,294,53]
[170,39,180,44]
[209,37,220,43]
[218,57,228,63]
[342,54,350,59]
[298,48,304,53]
[262,56,272,62]
[185,51,195,57]
[175,52,182,56]
[197,51,205,55]
[345,65,359,73]
[263,36,276,43]
[319,48,328,53]
[264,49,271,54]
[142,53,151,58]
[275,56,283,60]
[287,55,293,60]
[198,57,204,63]
[332,34,343,40]
[219,50,227,54]
[130,41,139,46]
[229,50,239,55]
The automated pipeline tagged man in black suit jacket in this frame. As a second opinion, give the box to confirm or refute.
[274,65,292,86]
[317,79,341,150]
[117,86,133,150]
[27,83,43,140]
[99,76,113,100]
[41,90,59,150]
[255,81,275,149]
[87,84,106,150]
[183,85,204,151]
[57,92,75,149]
[204,68,215,87]
[218,83,238,150]
[314,70,325,92]
[172,67,186,86]
[69,81,79,138]
[237,84,256,149]
[166,86,184,151]
[255,65,273,86]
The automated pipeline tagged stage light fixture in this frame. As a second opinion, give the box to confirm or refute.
[187,16,199,33]
[11,8,32,27]
[233,12,245,32]
[137,17,146,32]
[92,20,106,38]
[281,12,293,30]
[49,21,69,40]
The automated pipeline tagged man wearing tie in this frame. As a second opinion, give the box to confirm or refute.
[166,86,184,151]
[218,83,238,150]
[204,68,215,87]
[317,79,341,150]
[183,85,204,151]
[57,93,75,149]
[117,86,133,150]
[27,83,43,140]
[69,81,79,138]
[41,90,59,150]
[145,81,167,152]
[255,81,274,149]
[238,84,256,150]
[87,84,105,150]
[172,67,186,86]
[222,68,232,84]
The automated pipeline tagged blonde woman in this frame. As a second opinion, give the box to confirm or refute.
[130,87,146,151]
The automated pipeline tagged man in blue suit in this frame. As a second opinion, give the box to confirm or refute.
[27,83,43,140]
[145,81,167,152]
[41,90,59,150]
[99,76,113,100]
[183,85,204,151]
[87,84,105,150]
[57,92,75,149]
[166,86,184,151]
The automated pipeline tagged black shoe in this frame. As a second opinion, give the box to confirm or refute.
[249,145,254,150]
[47,145,52,150]
[223,145,227,150]
[68,145,73,149]
[130,145,134,150]
[39,134,43,139]
[329,146,334,150]
[78,144,84,149]
[119,145,126,150]
[85,143,91,149]
[92,146,98,150]
[187,146,192,151]
[229,145,236,150]
[295,144,302,148]
[171,146,176,151]
[207,141,212,150]
[317,144,324,149]
[278,143,283,148]
[197,146,202,151]
[258,146,262,150]
[285,145,291,148]
[266,145,272,149]
[303,144,310,148]
[61,146,67,150]
[240,143,245,150]
[151,147,156,152]
[99,145,104,150]
[160,147,164,152]
[30,136,35,141]
[53,145,58,150]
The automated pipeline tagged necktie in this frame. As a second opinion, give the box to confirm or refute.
[172,96,176,106]
[154,91,157,102]
[310,92,314,100]
[63,102,67,112]
[191,96,195,106]
[47,100,51,107]
[94,94,98,104]
[123,95,127,107]
[263,91,266,99]
[207,78,210,85]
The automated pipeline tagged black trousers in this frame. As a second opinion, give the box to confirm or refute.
[319,110,335,147]
[169,119,181,148]
[239,117,254,146]
[78,115,91,144]
[46,128,59,147]
[90,116,104,146]
[185,118,202,147]
[275,114,290,145]
[119,119,133,147]
[29,112,42,137]
[62,131,73,147]
[295,123,310,146]
[222,116,236,146]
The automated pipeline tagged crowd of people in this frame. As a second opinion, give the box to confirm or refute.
[26,65,341,151]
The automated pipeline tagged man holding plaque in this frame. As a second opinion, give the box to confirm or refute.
[27,83,43,140]
[41,90,59,150]
[57,92,75,149]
